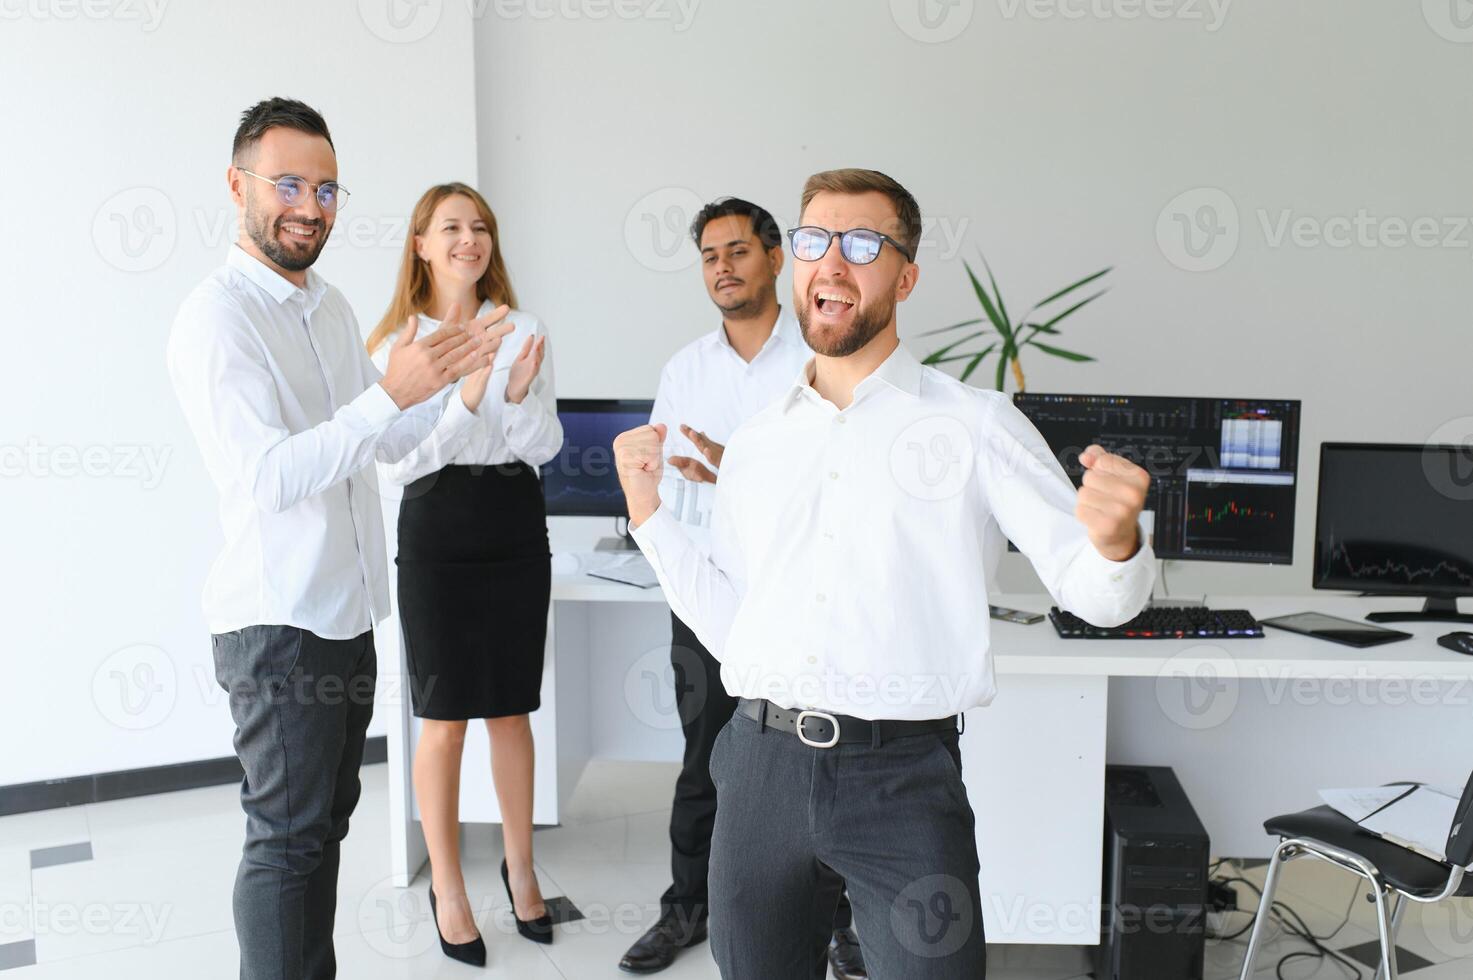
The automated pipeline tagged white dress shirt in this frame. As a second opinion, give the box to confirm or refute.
[371,304,563,485]
[648,306,811,536]
[167,245,459,640]
[631,341,1156,720]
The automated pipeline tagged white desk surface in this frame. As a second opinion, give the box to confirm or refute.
[553,555,1473,681]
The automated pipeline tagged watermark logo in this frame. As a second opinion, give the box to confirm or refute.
[0,0,169,31]
[890,873,975,958]
[93,187,176,273]
[357,879,440,958]
[890,415,975,501]
[1154,644,1238,730]
[1423,416,1473,502]
[891,0,975,42]
[1156,187,1239,273]
[623,642,705,730]
[0,439,172,488]
[358,0,443,43]
[995,0,1232,31]
[624,186,705,273]
[1423,0,1473,42]
[93,644,177,730]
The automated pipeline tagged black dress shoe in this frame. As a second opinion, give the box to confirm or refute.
[428,885,487,967]
[618,909,708,974]
[501,858,554,944]
[828,926,868,979]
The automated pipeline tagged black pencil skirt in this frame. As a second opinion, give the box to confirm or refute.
[396,462,552,720]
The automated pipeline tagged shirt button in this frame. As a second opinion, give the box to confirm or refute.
[836,416,846,424]
[829,471,839,480]
[816,593,826,602]
[807,656,818,664]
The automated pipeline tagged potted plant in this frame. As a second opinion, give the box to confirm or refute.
[920,255,1111,392]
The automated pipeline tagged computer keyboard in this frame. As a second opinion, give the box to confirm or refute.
[1049,605,1264,639]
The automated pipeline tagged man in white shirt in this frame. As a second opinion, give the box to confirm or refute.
[614,169,1155,978]
[166,98,509,980]
[620,198,868,977]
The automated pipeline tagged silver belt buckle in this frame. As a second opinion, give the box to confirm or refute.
[795,709,840,748]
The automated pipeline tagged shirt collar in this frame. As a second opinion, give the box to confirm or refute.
[782,340,924,413]
[227,244,325,308]
[708,305,801,359]
[418,298,494,328]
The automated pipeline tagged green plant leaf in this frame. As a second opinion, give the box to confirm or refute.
[916,317,986,338]
[1029,341,1096,362]
[1025,267,1112,318]
[929,353,989,365]
[995,353,1009,392]
[958,343,998,382]
[1035,289,1107,331]
[963,260,1011,341]
[978,253,1011,330]
[922,331,988,364]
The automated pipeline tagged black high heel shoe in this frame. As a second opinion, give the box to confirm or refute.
[501,858,554,945]
[428,884,487,966]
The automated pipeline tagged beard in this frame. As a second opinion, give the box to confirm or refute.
[795,285,896,357]
[245,198,329,272]
[714,281,775,320]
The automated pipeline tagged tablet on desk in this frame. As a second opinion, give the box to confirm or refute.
[1260,612,1412,648]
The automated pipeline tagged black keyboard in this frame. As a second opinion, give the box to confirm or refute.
[1049,605,1264,639]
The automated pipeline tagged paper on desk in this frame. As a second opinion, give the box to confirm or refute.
[1320,785,1460,863]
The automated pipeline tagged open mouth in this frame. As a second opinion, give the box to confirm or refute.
[813,290,857,317]
[279,221,321,244]
[451,251,483,264]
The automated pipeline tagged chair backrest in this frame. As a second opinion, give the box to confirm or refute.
[1445,771,1473,867]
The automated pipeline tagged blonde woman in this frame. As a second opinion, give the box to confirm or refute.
[368,183,562,963]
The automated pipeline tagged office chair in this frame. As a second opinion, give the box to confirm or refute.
[1238,776,1473,980]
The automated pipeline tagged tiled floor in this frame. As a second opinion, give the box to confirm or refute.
[4,760,1473,978]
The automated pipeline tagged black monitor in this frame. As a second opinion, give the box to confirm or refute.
[1012,393,1302,564]
[1313,442,1473,624]
[541,398,653,518]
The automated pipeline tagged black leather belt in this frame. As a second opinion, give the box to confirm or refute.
[736,698,960,749]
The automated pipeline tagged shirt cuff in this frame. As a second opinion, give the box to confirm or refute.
[629,503,683,556]
[355,382,404,429]
[1074,525,1156,591]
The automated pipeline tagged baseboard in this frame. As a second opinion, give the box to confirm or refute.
[0,736,388,817]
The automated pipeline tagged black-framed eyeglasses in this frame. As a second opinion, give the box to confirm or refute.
[238,169,351,213]
[786,225,915,265]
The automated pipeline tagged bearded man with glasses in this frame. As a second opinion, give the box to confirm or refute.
[614,168,1156,978]
[167,97,511,980]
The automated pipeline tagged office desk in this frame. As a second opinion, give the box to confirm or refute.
[386,566,1473,944]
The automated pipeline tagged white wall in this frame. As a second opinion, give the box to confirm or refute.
[1,1,480,785]
[473,0,1473,601]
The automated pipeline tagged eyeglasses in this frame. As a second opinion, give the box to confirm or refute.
[786,225,915,265]
[238,169,351,213]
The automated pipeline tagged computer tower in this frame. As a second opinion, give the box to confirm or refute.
[1093,766,1209,980]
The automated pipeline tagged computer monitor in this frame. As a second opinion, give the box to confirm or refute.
[1313,442,1473,624]
[541,398,653,518]
[1012,393,1302,564]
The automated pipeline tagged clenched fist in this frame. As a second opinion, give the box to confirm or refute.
[1075,444,1150,562]
[613,423,667,527]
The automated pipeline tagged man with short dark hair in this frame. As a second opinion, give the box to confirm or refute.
[619,198,866,978]
[616,169,1155,977]
[167,97,510,980]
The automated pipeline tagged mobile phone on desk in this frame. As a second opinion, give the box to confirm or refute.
[989,605,1044,625]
